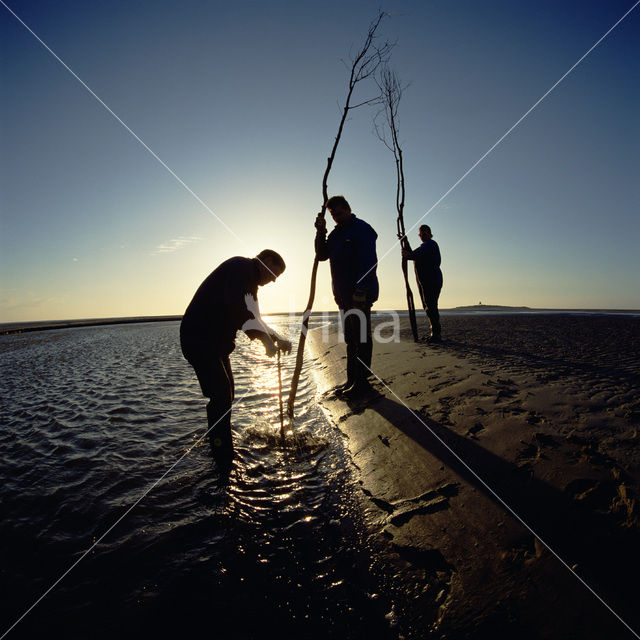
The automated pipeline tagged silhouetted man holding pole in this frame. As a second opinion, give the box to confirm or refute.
[315,196,379,398]
[402,225,443,342]
[180,250,291,463]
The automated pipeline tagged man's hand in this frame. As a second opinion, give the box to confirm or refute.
[352,289,367,310]
[276,338,292,355]
[314,213,326,234]
[261,336,278,357]
[398,233,411,252]
[402,248,410,258]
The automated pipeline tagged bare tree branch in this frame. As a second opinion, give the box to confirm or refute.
[287,12,393,417]
[375,64,419,341]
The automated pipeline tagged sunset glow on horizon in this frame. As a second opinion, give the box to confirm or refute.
[2,1,639,322]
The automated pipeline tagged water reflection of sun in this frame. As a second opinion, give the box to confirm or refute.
[242,330,290,392]
[235,325,292,430]
[240,340,286,425]
[252,358,280,394]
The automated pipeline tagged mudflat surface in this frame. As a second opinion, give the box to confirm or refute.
[308,314,640,639]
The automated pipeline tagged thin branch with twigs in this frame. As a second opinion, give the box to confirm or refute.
[287,12,394,418]
[375,64,419,341]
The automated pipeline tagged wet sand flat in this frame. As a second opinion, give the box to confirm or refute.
[308,313,640,639]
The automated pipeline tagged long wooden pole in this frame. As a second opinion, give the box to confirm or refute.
[392,93,419,342]
[377,67,419,342]
[287,13,391,418]
[277,348,285,439]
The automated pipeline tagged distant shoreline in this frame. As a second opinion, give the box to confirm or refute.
[2,306,639,335]
[0,315,182,335]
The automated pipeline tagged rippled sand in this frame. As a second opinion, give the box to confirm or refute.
[312,313,640,639]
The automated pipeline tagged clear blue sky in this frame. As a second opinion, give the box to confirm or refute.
[1,0,639,321]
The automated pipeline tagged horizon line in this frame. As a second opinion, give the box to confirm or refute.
[2,306,640,335]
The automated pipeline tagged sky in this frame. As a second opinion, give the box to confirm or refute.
[1,0,639,322]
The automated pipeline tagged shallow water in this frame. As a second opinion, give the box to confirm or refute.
[0,319,398,639]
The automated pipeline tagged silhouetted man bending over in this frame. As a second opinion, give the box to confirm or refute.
[180,250,291,462]
[402,225,443,342]
[315,195,379,398]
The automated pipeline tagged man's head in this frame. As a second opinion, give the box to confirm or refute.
[419,225,432,242]
[255,249,286,285]
[326,195,352,226]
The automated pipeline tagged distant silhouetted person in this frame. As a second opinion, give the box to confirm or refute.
[402,225,443,342]
[315,195,379,398]
[180,250,291,465]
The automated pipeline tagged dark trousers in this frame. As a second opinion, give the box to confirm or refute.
[182,337,235,448]
[417,281,442,338]
[340,307,373,385]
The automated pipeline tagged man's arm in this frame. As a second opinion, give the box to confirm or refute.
[219,261,290,356]
[399,234,414,259]
[354,223,378,306]
[242,294,292,355]
[222,260,254,331]
[314,213,329,261]
[431,241,442,268]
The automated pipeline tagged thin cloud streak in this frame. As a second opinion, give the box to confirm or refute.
[152,235,204,255]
